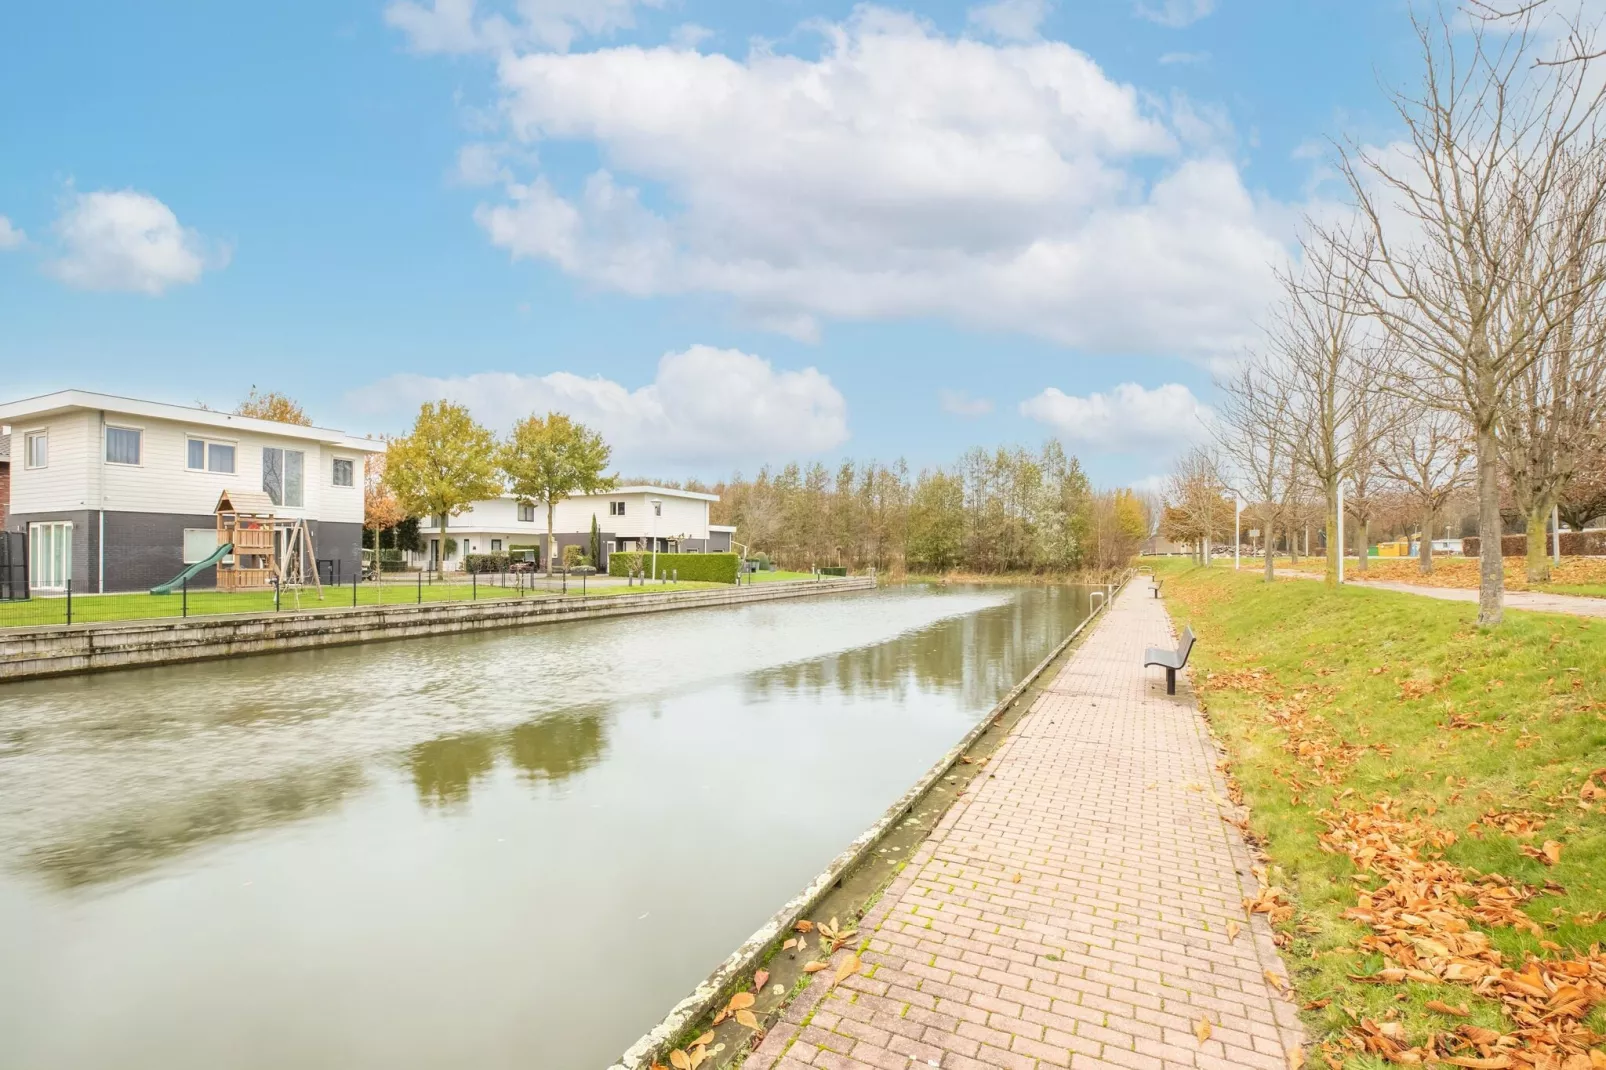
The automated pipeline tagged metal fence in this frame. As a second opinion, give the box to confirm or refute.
[0,532,26,602]
[0,567,667,630]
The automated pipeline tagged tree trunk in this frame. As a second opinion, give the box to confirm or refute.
[1475,422,1504,625]
[545,501,556,578]
[1324,482,1340,587]
[1419,507,1434,576]
[437,512,448,580]
[1288,524,1301,565]
[1264,527,1275,582]
[1203,534,1211,567]
[1526,504,1552,584]
[1354,517,1369,573]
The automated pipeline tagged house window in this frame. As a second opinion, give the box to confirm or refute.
[24,431,47,469]
[491,539,503,552]
[105,427,142,466]
[332,458,354,487]
[609,501,626,516]
[262,447,306,507]
[183,528,222,564]
[652,501,662,517]
[29,521,73,590]
[187,438,236,473]
[518,503,536,523]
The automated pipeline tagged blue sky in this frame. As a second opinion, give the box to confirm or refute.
[0,0,1419,485]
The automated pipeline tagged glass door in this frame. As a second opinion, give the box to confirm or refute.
[29,522,73,591]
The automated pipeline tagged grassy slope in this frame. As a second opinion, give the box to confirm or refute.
[1157,561,1606,1063]
[1246,555,1606,599]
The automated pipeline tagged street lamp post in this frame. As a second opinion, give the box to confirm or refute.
[1234,499,1241,572]
[649,498,662,581]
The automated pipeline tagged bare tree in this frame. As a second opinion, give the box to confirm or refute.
[1162,447,1234,565]
[1331,3,1606,623]
[1268,227,1382,586]
[1378,401,1473,575]
[1215,359,1296,581]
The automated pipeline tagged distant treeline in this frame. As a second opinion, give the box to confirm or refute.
[627,441,1146,575]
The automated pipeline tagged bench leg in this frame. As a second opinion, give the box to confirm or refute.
[1166,667,1176,695]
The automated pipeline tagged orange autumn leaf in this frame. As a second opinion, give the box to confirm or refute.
[802,961,829,973]
[1194,1017,1212,1043]
[834,954,861,985]
[669,1051,690,1070]
[727,992,755,1012]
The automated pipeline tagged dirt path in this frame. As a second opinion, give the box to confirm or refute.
[746,578,1303,1070]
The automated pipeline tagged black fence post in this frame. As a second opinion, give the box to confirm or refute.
[473,570,478,600]
[66,578,72,626]
[183,578,189,619]
[417,570,423,605]
[274,579,281,612]
[352,573,358,609]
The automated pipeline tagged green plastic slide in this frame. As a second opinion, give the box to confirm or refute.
[150,543,234,595]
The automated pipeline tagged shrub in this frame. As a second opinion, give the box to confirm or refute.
[463,553,510,573]
[608,552,739,583]
[753,551,771,569]
[818,566,848,577]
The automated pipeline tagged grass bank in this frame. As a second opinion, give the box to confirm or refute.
[1228,554,1606,599]
[1156,560,1606,1067]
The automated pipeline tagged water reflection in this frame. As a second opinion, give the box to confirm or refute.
[410,709,609,807]
[26,763,366,889]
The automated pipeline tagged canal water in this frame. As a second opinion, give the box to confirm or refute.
[0,583,1093,1070]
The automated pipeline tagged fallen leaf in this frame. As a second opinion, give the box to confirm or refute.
[782,938,797,952]
[753,969,769,992]
[1264,970,1287,993]
[669,1051,690,1070]
[692,1032,714,1048]
[1194,1017,1212,1043]
[689,1047,706,1070]
[735,1009,759,1030]
[794,920,814,933]
[802,961,829,973]
[1227,921,1242,943]
[1012,873,1022,883]
[834,954,861,985]
[1287,1046,1305,1070]
[1424,1000,1469,1017]
[727,992,755,1012]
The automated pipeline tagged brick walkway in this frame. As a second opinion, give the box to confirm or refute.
[748,578,1302,1070]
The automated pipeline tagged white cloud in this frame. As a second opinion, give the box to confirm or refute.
[1158,50,1209,65]
[939,390,994,417]
[669,23,713,50]
[48,190,221,295]
[1019,381,1212,452]
[0,216,24,249]
[454,143,513,186]
[967,0,1052,42]
[1135,0,1214,28]
[466,7,1287,359]
[351,345,848,468]
[385,0,662,54]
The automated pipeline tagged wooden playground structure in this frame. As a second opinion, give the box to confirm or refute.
[213,490,325,597]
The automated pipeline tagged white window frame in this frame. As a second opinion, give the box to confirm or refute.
[518,503,536,523]
[185,435,238,474]
[331,457,355,488]
[104,425,144,467]
[609,501,626,516]
[29,521,73,591]
[262,446,307,508]
[24,429,48,470]
[490,538,503,552]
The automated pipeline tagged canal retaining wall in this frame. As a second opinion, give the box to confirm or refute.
[0,577,875,683]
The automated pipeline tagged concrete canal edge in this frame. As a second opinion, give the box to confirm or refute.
[0,577,875,683]
[608,575,1130,1070]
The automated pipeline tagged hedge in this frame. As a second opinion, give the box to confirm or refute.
[463,553,511,573]
[607,552,739,584]
[1463,531,1606,556]
[818,566,848,577]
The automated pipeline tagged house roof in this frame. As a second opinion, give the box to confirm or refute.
[578,485,720,503]
[709,524,737,532]
[215,489,279,516]
[0,390,382,453]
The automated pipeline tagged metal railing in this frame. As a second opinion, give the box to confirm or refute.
[0,568,646,630]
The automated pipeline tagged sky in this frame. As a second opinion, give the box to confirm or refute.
[0,0,1424,486]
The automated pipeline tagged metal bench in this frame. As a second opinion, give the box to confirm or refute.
[1144,626,1195,695]
[1152,579,1163,598]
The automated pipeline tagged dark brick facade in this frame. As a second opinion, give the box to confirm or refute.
[0,460,9,531]
[5,511,366,593]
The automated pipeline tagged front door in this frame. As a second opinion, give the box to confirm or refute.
[29,521,73,591]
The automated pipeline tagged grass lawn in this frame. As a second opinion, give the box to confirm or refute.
[1240,554,1606,599]
[1156,560,1606,1066]
[0,578,730,629]
[749,569,818,582]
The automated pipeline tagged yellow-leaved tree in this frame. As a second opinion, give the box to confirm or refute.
[385,402,502,575]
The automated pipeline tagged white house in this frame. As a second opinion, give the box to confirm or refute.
[0,390,382,593]
[416,486,735,570]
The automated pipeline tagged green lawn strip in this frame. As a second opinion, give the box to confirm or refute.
[749,570,816,582]
[1154,561,1606,1060]
[1537,583,1606,599]
[0,580,735,628]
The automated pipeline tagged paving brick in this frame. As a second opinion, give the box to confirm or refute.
[772,580,1304,1070]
